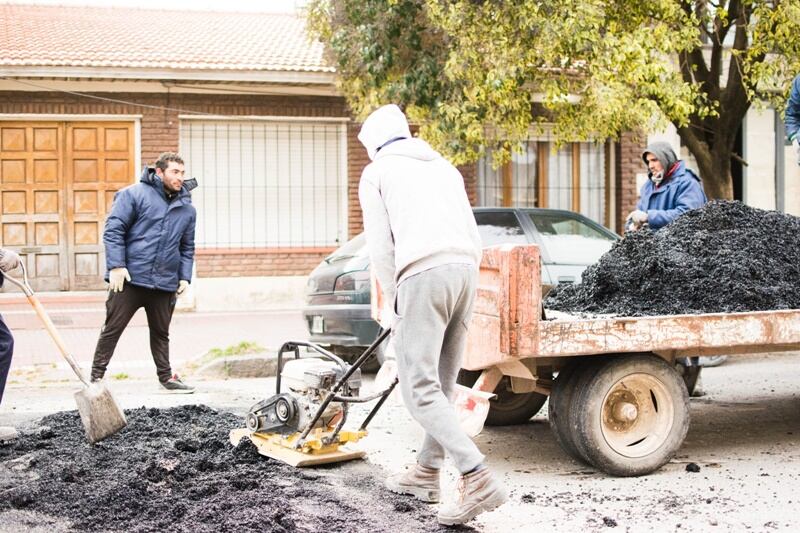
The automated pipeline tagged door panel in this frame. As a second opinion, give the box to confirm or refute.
[0,122,66,291]
[0,121,135,291]
[66,122,135,290]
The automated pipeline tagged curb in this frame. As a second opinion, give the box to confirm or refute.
[193,354,279,379]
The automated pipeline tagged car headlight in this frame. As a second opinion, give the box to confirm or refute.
[333,270,370,293]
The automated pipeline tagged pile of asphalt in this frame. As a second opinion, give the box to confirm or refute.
[0,405,452,532]
[545,201,800,316]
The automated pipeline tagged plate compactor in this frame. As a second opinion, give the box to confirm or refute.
[230,329,396,467]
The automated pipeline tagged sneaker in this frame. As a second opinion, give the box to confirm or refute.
[437,466,508,525]
[0,426,18,443]
[160,374,195,394]
[385,464,440,503]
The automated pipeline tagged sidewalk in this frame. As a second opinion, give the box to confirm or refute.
[2,292,309,382]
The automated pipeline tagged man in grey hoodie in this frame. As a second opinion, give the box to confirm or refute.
[358,104,507,526]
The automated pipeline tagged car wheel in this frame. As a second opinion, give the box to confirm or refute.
[457,369,547,426]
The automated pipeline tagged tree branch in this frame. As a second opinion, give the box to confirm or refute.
[720,2,756,142]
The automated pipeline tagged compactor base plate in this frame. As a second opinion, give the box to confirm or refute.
[229,428,366,467]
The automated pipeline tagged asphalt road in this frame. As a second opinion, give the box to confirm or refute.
[2,352,799,531]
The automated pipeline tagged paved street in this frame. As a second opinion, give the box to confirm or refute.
[1,294,309,379]
[2,340,799,531]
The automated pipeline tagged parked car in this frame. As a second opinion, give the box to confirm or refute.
[303,208,620,362]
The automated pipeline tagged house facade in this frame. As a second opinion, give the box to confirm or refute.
[0,4,644,307]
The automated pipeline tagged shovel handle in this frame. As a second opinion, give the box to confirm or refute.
[4,263,90,386]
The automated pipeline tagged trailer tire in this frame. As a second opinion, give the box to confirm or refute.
[548,359,589,463]
[570,355,690,477]
[457,370,547,426]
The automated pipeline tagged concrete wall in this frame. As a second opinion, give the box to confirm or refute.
[743,109,777,210]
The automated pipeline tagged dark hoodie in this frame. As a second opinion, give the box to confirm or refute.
[637,142,707,230]
[103,167,197,291]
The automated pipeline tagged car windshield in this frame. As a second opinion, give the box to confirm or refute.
[527,211,616,264]
[326,233,368,262]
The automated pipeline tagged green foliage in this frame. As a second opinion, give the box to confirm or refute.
[309,1,800,198]
[111,372,129,380]
[206,341,265,359]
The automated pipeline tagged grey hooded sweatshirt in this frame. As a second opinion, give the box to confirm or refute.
[357,105,482,305]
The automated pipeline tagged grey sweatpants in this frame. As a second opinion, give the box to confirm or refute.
[392,263,484,474]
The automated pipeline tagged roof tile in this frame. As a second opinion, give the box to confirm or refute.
[0,3,333,73]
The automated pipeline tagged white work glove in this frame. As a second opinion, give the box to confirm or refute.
[0,248,21,273]
[108,267,130,292]
[627,210,648,231]
[176,280,189,295]
[793,137,800,166]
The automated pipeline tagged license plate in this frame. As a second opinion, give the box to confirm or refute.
[311,315,324,334]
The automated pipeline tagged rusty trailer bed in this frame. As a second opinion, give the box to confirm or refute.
[463,244,800,371]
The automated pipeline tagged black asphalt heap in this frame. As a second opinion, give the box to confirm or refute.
[545,201,800,316]
[0,405,453,532]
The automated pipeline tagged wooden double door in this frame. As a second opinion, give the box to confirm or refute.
[0,121,136,291]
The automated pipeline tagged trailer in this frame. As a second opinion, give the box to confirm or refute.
[460,244,800,476]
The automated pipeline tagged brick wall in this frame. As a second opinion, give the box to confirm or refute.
[0,90,517,278]
[0,90,349,277]
[347,122,368,237]
[0,91,349,167]
[615,131,645,232]
[195,247,335,277]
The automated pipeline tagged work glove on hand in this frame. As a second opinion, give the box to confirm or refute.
[626,210,648,231]
[108,267,130,292]
[0,248,21,273]
[793,138,800,166]
[176,280,189,295]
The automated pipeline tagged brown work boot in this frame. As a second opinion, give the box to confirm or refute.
[437,466,508,525]
[385,464,441,503]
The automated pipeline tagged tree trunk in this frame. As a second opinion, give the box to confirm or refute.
[676,124,736,201]
[692,148,734,200]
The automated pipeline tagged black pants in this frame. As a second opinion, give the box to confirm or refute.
[92,284,177,383]
[0,315,14,405]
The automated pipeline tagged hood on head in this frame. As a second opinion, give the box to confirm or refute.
[641,142,678,176]
[140,166,198,193]
[357,104,412,161]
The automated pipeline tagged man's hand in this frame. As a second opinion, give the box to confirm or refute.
[627,210,648,231]
[177,280,189,295]
[793,138,800,166]
[108,267,130,292]
[0,248,20,273]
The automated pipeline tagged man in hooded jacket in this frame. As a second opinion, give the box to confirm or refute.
[784,73,800,166]
[358,104,507,526]
[627,141,707,231]
[90,152,197,393]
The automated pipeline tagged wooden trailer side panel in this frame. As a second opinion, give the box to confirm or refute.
[538,309,800,357]
[463,244,541,370]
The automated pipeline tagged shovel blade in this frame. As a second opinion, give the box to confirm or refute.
[74,383,127,444]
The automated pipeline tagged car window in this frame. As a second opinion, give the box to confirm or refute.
[527,212,616,264]
[326,233,368,262]
[474,211,529,246]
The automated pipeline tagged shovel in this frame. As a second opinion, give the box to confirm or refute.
[4,263,127,443]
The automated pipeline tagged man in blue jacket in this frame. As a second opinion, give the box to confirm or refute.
[90,152,197,393]
[627,142,707,231]
[784,73,800,165]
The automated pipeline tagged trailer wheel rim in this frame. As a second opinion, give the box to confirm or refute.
[600,373,674,459]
